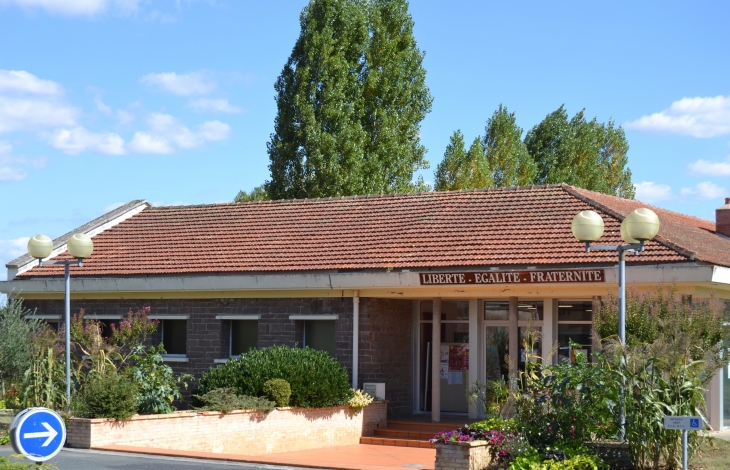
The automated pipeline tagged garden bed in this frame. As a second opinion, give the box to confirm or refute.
[66,401,387,455]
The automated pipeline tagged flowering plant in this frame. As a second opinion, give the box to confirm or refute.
[71,307,158,376]
[430,426,528,460]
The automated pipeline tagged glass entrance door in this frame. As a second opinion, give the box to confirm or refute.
[418,300,469,413]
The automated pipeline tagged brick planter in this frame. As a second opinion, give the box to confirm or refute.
[67,401,387,455]
[434,441,494,470]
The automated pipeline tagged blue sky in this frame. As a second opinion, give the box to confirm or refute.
[1,0,729,277]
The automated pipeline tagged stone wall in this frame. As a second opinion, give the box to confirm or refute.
[22,297,414,415]
[66,402,387,454]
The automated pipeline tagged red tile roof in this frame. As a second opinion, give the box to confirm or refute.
[17,184,728,278]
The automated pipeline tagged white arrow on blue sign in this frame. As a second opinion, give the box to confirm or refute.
[9,408,66,462]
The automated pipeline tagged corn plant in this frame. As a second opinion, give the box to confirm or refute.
[21,346,67,410]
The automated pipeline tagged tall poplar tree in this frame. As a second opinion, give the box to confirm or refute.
[434,131,491,191]
[266,0,369,200]
[524,105,634,198]
[483,104,535,187]
[263,0,432,200]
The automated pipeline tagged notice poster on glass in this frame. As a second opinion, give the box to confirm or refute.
[448,371,463,385]
[440,363,448,380]
[449,344,469,371]
[440,345,449,379]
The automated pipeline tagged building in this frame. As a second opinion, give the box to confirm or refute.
[2,184,729,427]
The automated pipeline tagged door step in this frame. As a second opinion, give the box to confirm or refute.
[360,420,464,449]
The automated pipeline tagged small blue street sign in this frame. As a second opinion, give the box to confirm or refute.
[690,418,700,429]
[10,408,66,462]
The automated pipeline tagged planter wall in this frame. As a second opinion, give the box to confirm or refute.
[434,441,493,470]
[67,401,387,455]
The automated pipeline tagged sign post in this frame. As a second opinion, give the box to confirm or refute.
[663,416,703,470]
[9,408,66,464]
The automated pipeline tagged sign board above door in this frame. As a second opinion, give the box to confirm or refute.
[419,269,605,286]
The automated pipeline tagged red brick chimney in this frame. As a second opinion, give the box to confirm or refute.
[717,198,730,237]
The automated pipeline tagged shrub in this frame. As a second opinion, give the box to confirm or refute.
[470,417,518,433]
[0,299,43,395]
[262,378,291,407]
[194,387,275,414]
[197,345,353,408]
[347,389,373,413]
[82,373,139,421]
[126,345,193,414]
[71,307,158,376]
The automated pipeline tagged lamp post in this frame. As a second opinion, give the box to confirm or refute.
[571,208,660,442]
[27,233,94,408]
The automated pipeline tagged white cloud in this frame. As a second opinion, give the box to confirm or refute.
[0,96,78,133]
[94,97,112,115]
[49,127,126,155]
[116,109,134,125]
[626,95,730,138]
[0,70,62,95]
[680,181,727,200]
[0,0,140,17]
[0,141,46,181]
[128,113,230,154]
[140,72,216,96]
[0,237,30,264]
[189,98,243,114]
[127,132,173,154]
[688,155,730,176]
[634,181,673,203]
[0,166,26,181]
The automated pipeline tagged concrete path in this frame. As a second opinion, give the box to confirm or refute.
[93,444,436,470]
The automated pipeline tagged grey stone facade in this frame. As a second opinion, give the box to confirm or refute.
[22,296,414,416]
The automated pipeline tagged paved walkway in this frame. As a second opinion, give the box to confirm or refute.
[94,444,436,470]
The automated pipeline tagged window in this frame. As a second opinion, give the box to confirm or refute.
[161,320,187,355]
[215,315,259,360]
[557,300,593,362]
[30,314,61,332]
[148,315,189,358]
[304,320,335,356]
[289,315,338,356]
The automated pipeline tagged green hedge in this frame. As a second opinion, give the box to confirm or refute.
[197,345,353,408]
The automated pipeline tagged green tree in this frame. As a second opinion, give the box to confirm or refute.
[0,299,42,395]
[524,105,634,198]
[483,104,535,187]
[234,185,269,203]
[434,130,491,191]
[360,0,433,193]
[264,0,432,200]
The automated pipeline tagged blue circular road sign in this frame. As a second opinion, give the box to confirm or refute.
[10,408,66,462]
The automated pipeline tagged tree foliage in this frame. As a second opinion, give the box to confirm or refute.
[263,0,432,200]
[437,104,634,197]
[484,105,535,188]
[434,131,490,191]
[525,105,633,198]
[234,185,269,203]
